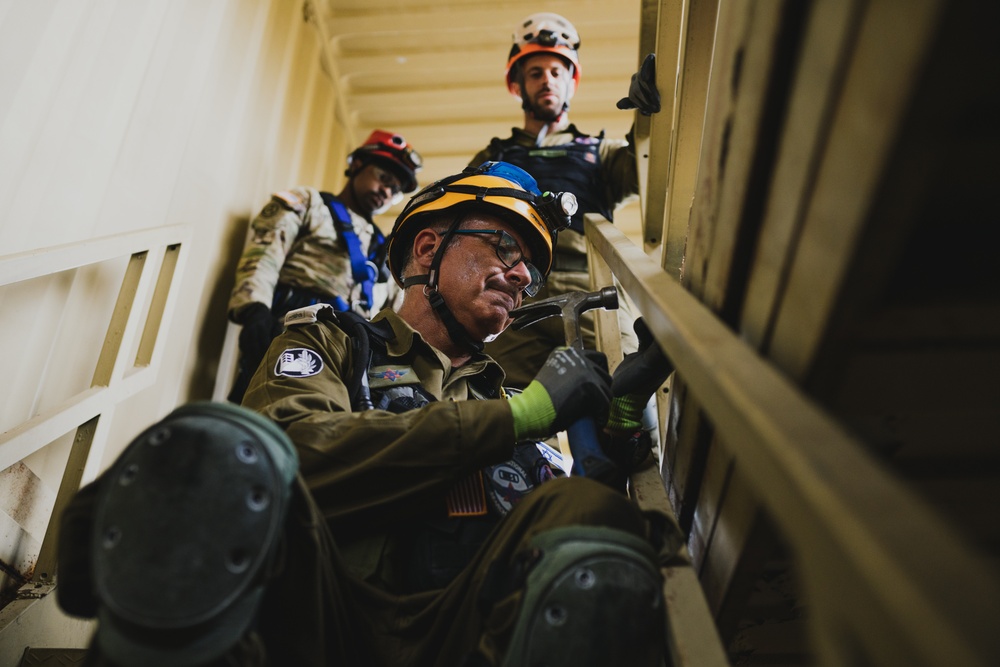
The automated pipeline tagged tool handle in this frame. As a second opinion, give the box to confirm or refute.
[567,416,617,480]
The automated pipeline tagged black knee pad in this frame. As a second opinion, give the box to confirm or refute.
[90,401,297,667]
[502,526,665,667]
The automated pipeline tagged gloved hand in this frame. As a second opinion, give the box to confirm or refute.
[607,318,673,432]
[236,302,275,371]
[509,347,612,440]
[616,53,661,116]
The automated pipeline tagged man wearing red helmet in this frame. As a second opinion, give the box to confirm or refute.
[226,130,423,403]
[470,12,660,389]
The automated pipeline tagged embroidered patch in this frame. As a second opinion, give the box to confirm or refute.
[284,304,332,327]
[485,460,531,516]
[446,471,488,517]
[368,365,419,388]
[274,348,323,377]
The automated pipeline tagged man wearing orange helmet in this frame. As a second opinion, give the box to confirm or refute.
[226,130,423,403]
[470,12,660,389]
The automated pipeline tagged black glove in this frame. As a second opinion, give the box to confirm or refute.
[612,318,673,397]
[236,303,275,370]
[509,347,613,439]
[616,53,661,116]
[607,318,673,433]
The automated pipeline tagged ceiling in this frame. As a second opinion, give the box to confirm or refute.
[312,0,646,235]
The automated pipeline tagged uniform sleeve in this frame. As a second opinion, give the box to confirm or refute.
[599,135,640,212]
[227,189,312,320]
[241,321,517,528]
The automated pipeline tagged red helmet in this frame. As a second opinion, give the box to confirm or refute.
[347,130,423,193]
[505,13,581,95]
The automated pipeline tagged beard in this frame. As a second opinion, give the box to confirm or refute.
[523,88,567,122]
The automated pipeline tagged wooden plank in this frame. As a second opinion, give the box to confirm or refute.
[0,226,188,287]
[587,216,1000,666]
[768,0,945,378]
[635,0,683,252]
[631,460,730,667]
[659,0,719,278]
[739,0,865,350]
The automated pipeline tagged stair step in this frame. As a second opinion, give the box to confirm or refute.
[18,648,88,666]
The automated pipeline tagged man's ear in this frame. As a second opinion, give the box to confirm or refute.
[410,228,440,270]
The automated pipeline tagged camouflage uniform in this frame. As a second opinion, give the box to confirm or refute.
[470,126,640,387]
[228,186,394,321]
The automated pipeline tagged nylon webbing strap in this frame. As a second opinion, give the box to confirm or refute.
[321,192,379,310]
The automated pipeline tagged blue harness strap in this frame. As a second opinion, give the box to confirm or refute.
[320,192,385,311]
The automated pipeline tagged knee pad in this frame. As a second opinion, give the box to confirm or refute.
[90,401,297,667]
[502,526,665,667]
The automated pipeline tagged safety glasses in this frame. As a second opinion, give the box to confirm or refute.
[450,229,544,297]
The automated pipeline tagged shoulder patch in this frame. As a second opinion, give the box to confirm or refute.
[274,348,323,378]
[273,190,307,215]
[284,303,333,327]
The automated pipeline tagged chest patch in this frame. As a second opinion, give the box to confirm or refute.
[274,348,323,377]
[368,364,419,388]
[485,460,531,515]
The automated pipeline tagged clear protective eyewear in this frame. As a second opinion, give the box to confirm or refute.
[450,229,545,297]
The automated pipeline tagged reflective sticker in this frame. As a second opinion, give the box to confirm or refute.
[274,348,323,377]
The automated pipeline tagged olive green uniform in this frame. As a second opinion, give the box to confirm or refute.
[470,127,639,387]
[236,308,665,665]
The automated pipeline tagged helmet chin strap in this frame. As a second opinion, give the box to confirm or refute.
[401,213,487,354]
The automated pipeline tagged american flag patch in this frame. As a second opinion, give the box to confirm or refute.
[446,471,487,517]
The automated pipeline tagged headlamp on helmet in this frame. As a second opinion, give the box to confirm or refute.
[385,161,572,287]
[348,130,423,193]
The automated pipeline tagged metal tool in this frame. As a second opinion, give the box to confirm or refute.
[509,286,619,479]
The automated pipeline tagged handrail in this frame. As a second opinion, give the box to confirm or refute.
[0,226,190,623]
[586,216,1000,666]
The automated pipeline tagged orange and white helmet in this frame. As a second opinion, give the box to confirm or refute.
[505,12,581,94]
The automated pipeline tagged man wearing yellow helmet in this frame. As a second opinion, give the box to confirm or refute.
[226,129,423,403]
[59,163,675,666]
[470,12,661,389]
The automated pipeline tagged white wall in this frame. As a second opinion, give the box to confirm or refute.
[0,0,347,658]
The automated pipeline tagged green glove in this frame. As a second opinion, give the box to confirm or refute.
[509,347,612,440]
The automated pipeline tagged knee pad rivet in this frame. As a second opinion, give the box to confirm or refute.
[236,442,259,464]
[102,527,121,550]
[574,567,595,589]
[544,605,567,626]
[147,427,170,446]
[226,548,251,574]
[247,486,270,511]
[119,464,139,486]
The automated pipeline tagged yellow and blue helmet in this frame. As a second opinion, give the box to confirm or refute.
[386,161,577,286]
